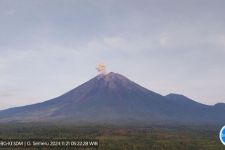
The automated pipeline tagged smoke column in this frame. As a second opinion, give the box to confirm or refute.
[96,63,106,74]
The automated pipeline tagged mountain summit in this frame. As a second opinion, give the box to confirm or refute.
[0,72,224,125]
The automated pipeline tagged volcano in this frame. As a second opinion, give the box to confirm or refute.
[0,72,224,125]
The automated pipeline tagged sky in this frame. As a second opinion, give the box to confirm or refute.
[0,0,225,110]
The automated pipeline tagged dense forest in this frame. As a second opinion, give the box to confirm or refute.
[0,123,223,150]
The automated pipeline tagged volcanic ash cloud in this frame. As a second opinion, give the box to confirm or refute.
[96,63,106,74]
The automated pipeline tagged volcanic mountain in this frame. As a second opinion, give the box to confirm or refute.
[0,72,224,125]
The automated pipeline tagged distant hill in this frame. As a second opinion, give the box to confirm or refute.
[0,72,224,125]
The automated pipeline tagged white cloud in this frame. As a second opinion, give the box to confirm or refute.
[159,33,169,46]
[208,34,225,54]
[3,9,15,16]
[103,37,127,48]
[216,35,225,47]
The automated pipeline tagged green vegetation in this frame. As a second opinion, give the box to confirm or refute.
[0,123,223,150]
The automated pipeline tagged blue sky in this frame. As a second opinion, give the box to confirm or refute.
[0,0,225,109]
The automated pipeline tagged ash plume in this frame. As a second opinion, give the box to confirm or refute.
[96,63,106,74]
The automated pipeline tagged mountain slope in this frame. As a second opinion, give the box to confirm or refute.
[0,72,224,124]
[164,94,224,123]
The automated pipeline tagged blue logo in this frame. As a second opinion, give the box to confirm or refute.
[220,126,225,145]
